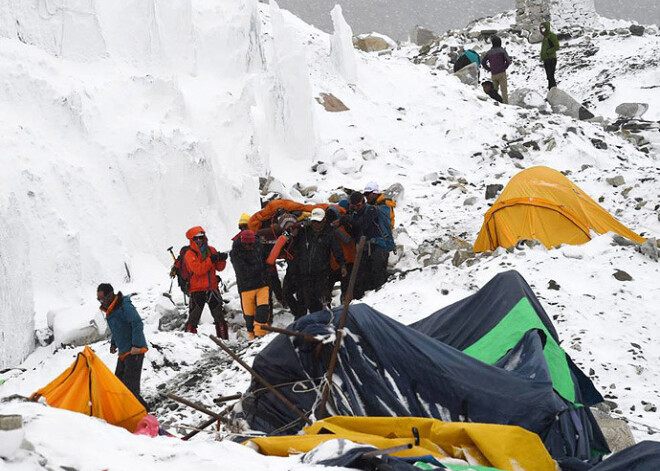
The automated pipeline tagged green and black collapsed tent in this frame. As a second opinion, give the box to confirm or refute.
[410,270,609,463]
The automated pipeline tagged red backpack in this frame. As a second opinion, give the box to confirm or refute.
[172,246,192,295]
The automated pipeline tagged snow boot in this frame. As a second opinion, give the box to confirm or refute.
[215,322,229,340]
[184,322,197,334]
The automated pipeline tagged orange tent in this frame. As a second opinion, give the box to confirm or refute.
[474,166,645,252]
[31,346,146,432]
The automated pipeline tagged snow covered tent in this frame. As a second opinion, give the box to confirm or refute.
[410,270,609,462]
[474,166,645,252]
[238,285,606,463]
[246,416,557,471]
[30,346,146,432]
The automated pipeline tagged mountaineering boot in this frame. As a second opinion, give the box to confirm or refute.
[184,322,197,334]
[215,322,229,340]
[247,331,255,341]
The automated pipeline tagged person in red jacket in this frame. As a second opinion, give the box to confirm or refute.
[183,226,229,339]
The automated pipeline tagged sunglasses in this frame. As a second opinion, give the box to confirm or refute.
[193,235,205,241]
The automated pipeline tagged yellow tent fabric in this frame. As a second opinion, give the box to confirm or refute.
[31,346,146,432]
[474,166,645,252]
[246,416,556,471]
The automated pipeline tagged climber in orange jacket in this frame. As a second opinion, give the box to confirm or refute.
[183,226,229,339]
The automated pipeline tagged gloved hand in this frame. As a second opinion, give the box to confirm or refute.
[211,252,228,263]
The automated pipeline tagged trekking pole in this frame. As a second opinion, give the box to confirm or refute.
[209,335,313,426]
[317,236,366,419]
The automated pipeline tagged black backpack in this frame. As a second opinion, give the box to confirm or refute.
[171,246,192,295]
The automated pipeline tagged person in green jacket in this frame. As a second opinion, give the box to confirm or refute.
[540,21,560,89]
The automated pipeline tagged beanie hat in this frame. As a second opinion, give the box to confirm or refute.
[240,230,256,243]
[350,191,364,205]
[277,213,297,231]
[338,199,350,211]
[238,213,250,226]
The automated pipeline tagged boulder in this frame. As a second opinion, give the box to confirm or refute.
[613,269,633,282]
[361,149,378,161]
[453,62,479,87]
[315,93,349,112]
[0,415,24,458]
[547,87,595,120]
[615,103,649,119]
[509,87,548,110]
[485,183,504,200]
[606,175,625,187]
[592,408,636,453]
[410,25,438,46]
[452,249,476,267]
[47,305,109,348]
[629,24,645,36]
[353,33,395,52]
[464,196,478,206]
[528,30,544,44]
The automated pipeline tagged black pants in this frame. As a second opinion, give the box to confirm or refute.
[187,290,226,327]
[298,273,328,316]
[355,245,389,299]
[327,263,353,303]
[283,270,305,318]
[544,58,557,89]
[115,354,148,410]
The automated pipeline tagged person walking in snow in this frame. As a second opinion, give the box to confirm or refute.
[540,21,560,89]
[348,192,390,298]
[325,206,356,302]
[97,283,149,409]
[482,36,512,104]
[289,208,346,316]
[230,230,270,340]
[183,226,229,338]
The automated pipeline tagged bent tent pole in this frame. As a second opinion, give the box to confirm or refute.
[181,394,243,441]
[164,392,233,426]
[317,235,367,419]
[361,443,413,459]
[209,335,313,426]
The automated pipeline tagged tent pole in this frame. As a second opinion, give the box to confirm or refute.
[317,236,367,419]
[182,401,235,441]
[361,443,413,459]
[165,393,232,425]
[209,335,313,426]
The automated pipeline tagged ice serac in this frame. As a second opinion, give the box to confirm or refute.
[0,0,107,60]
[0,196,35,369]
[330,5,358,84]
[257,0,317,165]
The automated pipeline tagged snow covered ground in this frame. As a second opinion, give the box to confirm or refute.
[1,0,659,469]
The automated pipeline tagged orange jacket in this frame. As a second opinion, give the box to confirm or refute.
[184,226,226,293]
[331,226,356,271]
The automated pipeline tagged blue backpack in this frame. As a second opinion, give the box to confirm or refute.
[374,204,396,252]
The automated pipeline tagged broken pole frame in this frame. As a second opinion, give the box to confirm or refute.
[165,393,232,426]
[182,401,235,441]
[317,235,367,419]
[209,335,313,426]
[261,325,321,343]
[213,393,243,404]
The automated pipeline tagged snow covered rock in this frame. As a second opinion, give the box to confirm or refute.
[330,5,358,84]
[592,409,636,453]
[509,87,549,110]
[410,25,438,46]
[453,62,479,86]
[353,33,396,53]
[0,415,24,458]
[546,87,595,120]
[615,103,649,119]
[629,25,645,37]
[47,305,109,348]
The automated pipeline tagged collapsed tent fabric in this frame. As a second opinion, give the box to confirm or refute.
[474,166,645,252]
[31,346,146,432]
[247,416,557,471]
[410,270,608,461]
[588,441,660,471]
[238,291,603,462]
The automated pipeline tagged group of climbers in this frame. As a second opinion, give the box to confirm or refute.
[454,22,560,104]
[166,182,397,341]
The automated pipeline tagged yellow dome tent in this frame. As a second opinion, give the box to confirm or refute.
[30,346,146,432]
[474,166,645,252]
